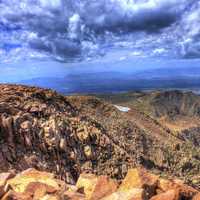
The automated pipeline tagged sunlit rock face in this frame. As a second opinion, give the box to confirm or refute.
[0,0,199,62]
[0,168,199,200]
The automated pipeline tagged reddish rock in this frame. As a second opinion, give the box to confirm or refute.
[20,168,55,179]
[25,182,57,199]
[158,178,198,199]
[39,194,60,200]
[65,184,79,193]
[7,168,60,193]
[0,172,15,197]
[193,193,200,200]
[76,173,118,200]
[1,190,32,200]
[64,191,85,200]
[0,168,200,200]
[101,188,145,200]
[119,168,158,199]
[150,189,180,200]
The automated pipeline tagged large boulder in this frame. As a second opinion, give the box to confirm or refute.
[100,188,145,200]
[7,168,60,193]
[119,168,158,199]
[150,189,180,200]
[1,190,32,200]
[2,168,63,200]
[63,191,86,200]
[193,193,200,200]
[157,178,198,198]
[76,173,118,200]
[0,172,15,198]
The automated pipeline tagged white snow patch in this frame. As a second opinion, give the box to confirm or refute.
[114,105,131,112]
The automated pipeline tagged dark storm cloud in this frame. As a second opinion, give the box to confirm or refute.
[0,0,200,61]
[80,0,185,32]
[29,37,81,57]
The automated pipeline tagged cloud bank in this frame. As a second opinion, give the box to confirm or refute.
[0,0,199,62]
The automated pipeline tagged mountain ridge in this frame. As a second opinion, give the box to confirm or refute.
[1,84,200,190]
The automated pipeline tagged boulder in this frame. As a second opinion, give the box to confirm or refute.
[25,182,58,199]
[0,172,15,197]
[76,173,118,200]
[100,188,145,200]
[64,191,85,200]
[1,190,32,200]
[193,193,200,200]
[150,189,180,200]
[7,168,60,193]
[119,168,158,199]
[157,178,198,198]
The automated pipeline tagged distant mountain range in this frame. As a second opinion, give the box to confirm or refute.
[20,66,200,94]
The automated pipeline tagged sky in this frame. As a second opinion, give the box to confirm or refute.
[0,0,200,63]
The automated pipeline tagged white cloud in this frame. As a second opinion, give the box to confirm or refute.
[0,0,199,62]
[39,0,62,8]
[180,1,200,58]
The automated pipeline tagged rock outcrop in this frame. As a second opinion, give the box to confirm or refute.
[0,85,136,183]
[0,168,199,200]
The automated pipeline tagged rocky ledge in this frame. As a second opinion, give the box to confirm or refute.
[0,167,199,200]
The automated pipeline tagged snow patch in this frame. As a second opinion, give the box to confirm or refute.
[114,105,131,112]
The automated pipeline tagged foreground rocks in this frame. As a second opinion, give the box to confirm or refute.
[76,174,118,200]
[0,168,199,200]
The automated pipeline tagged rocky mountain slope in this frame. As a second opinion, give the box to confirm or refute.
[69,94,200,186]
[96,90,200,143]
[1,84,200,193]
[0,84,137,184]
[96,90,200,118]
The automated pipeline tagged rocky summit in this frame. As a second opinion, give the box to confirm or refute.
[0,84,135,184]
[1,84,200,199]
